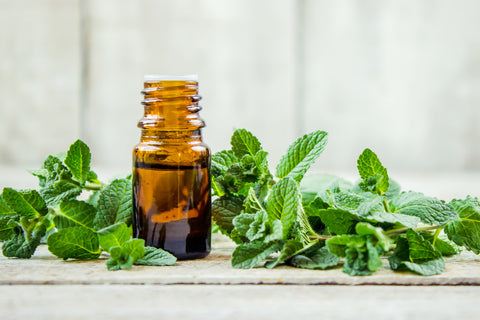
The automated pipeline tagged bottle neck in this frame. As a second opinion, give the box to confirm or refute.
[138,80,205,131]
[140,129,203,143]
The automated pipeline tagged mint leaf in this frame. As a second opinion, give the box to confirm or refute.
[230,129,262,158]
[98,223,131,252]
[421,233,459,256]
[135,246,177,266]
[444,198,480,254]
[54,200,96,231]
[389,231,445,276]
[290,246,340,270]
[401,259,445,276]
[246,211,270,241]
[357,148,389,195]
[356,222,393,252]
[315,208,358,235]
[362,211,421,229]
[275,131,328,182]
[106,238,145,271]
[343,238,382,276]
[244,187,264,213]
[39,156,82,205]
[0,217,16,241]
[327,191,372,212]
[326,234,364,257]
[266,177,299,238]
[47,227,101,260]
[212,195,244,237]
[93,178,132,230]
[64,139,91,183]
[2,188,48,218]
[265,239,304,269]
[300,173,353,205]
[390,191,458,225]
[231,241,282,269]
[2,217,48,258]
[212,150,238,173]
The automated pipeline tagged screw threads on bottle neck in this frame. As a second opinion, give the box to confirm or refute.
[139,79,205,131]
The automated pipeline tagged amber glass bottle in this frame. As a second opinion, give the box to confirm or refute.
[132,75,211,260]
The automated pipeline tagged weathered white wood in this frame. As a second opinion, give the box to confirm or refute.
[0,0,81,166]
[1,285,479,320]
[1,237,480,286]
[83,0,297,169]
[303,0,480,172]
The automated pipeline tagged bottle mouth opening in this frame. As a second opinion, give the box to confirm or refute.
[144,74,198,81]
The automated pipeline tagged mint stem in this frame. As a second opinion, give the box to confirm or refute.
[85,182,102,191]
[382,198,392,213]
[309,235,334,241]
[385,225,444,237]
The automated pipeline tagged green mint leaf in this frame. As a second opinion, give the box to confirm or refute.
[98,223,132,252]
[357,148,389,195]
[327,191,372,212]
[246,211,269,241]
[355,222,393,252]
[361,211,421,229]
[266,177,299,238]
[232,213,255,238]
[105,238,145,271]
[231,241,282,269]
[135,246,177,266]
[54,200,96,231]
[390,191,459,225]
[0,217,16,241]
[326,234,364,257]
[212,150,239,174]
[39,156,82,206]
[389,234,445,276]
[275,131,328,182]
[401,259,445,276]
[290,246,340,270]
[212,195,244,237]
[265,239,304,269]
[244,187,264,213]
[2,217,48,258]
[315,208,358,235]
[230,129,262,158]
[343,238,382,276]
[93,178,132,230]
[406,229,442,261]
[64,139,91,183]
[444,198,480,253]
[421,233,460,257]
[2,188,48,219]
[122,238,146,262]
[106,246,134,271]
[47,227,101,260]
[300,173,353,205]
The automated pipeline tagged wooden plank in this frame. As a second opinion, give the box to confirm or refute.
[83,0,297,169]
[1,285,479,319]
[1,236,480,286]
[0,0,81,166]
[302,0,480,172]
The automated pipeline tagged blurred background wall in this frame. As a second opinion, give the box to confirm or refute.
[1,0,479,177]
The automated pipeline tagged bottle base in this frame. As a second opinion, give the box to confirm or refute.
[174,250,210,260]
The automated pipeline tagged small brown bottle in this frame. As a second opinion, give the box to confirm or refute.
[132,75,211,260]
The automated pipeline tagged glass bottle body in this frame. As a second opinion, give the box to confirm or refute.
[132,78,211,259]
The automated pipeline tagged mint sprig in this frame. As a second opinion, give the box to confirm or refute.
[0,140,175,271]
[212,129,480,276]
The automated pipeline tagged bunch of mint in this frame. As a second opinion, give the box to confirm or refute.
[212,129,480,276]
[0,140,176,270]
